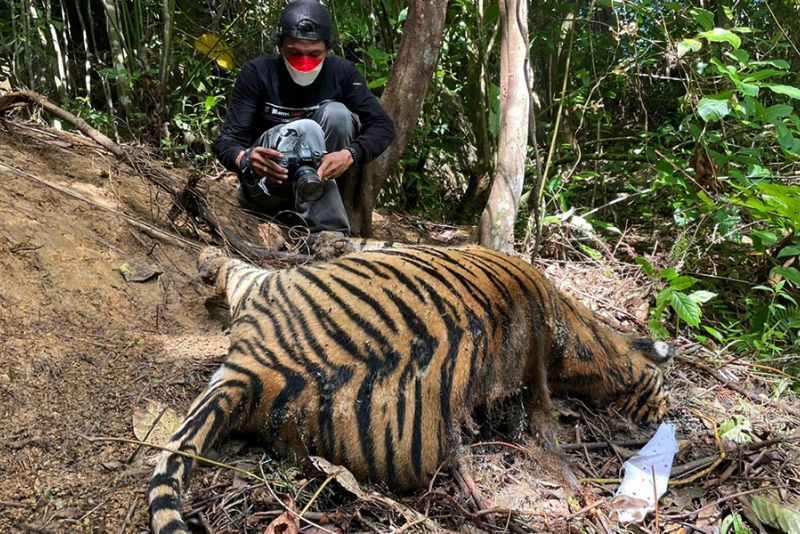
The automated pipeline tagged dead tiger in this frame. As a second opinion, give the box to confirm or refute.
[149,244,673,533]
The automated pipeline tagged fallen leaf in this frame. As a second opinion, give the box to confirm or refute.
[309,456,364,498]
[670,486,705,509]
[303,525,343,534]
[609,495,650,522]
[264,512,299,534]
[751,494,800,533]
[662,523,687,534]
[132,399,181,447]
[118,262,161,283]
[695,502,719,531]
[265,496,299,534]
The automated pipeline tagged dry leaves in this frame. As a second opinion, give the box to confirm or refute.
[309,456,364,498]
[132,399,181,447]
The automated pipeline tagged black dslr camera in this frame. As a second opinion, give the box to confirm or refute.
[274,144,324,202]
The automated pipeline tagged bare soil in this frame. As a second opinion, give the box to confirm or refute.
[0,121,797,534]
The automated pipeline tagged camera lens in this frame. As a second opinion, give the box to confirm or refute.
[294,166,324,201]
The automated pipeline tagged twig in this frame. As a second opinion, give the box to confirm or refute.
[677,354,800,418]
[664,486,786,521]
[0,92,311,265]
[670,409,725,486]
[0,501,28,508]
[563,500,605,521]
[469,440,532,456]
[118,495,137,534]
[651,465,659,532]
[125,219,190,249]
[13,524,53,534]
[126,406,167,464]
[299,470,337,518]
[561,438,651,452]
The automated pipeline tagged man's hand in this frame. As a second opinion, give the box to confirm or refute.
[239,147,289,186]
[317,149,354,181]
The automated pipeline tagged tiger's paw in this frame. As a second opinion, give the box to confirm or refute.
[530,411,558,451]
[197,247,228,285]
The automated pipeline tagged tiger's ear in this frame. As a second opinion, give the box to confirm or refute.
[631,338,675,364]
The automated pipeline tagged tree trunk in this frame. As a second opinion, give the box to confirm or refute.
[454,0,498,222]
[101,0,129,112]
[476,0,530,253]
[349,0,448,237]
[74,0,93,100]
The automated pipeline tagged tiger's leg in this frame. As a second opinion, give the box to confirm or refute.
[524,343,557,449]
[148,366,252,534]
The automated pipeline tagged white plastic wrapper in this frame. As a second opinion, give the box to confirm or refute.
[611,423,679,523]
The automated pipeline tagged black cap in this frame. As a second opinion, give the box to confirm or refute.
[277,1,332,45]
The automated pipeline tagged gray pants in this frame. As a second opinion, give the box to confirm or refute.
[238,101,358,234]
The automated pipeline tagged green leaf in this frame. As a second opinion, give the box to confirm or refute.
[677,39,702,57]
[367,76,388,89]
[777,245,800,258]
[766,84,800,100]
[698,28,742,49]
[690,7,715,31]
[669,276,698,291]
[203,95,218,112]
[719,415,753,443]
[656,288,673,308]
[742,69,785,83]
[735,82,759,97]
[750,230,779,250]
[721,512,752,534]
[751,59,790,70]
[771,266,800,286]
[690,290,717,304]
[635,257,655,277]
[578,244,604,261]
[648,318,670,339]
[751,495,800,534]
[669,291,702,326]
[765,104,795,122]
[658,267,679,281]
[697,97,730,122]
[703,325,724,342]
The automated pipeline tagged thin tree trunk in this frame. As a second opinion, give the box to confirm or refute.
[57,0,73,95]
[44,0,68,102]
[86,0,117,136]
[456,0,497,222]
[350,0,449,237]
[159,0,176,122]
[74,0,92,100]
[10,0,21,87]
[101,0,129,111]
[27,0,50,93]
[476,0,530,253]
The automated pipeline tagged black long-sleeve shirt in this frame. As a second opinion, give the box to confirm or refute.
[216,54,395,171]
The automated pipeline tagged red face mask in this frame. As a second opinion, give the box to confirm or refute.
[286,55,323,72]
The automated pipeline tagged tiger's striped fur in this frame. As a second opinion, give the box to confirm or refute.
[149,245,673,533]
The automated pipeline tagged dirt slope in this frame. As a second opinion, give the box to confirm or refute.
[0,122,226,531]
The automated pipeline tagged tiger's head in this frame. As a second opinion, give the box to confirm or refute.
[546,305,675,424]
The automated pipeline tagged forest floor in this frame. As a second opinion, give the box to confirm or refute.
[0,120,797,534]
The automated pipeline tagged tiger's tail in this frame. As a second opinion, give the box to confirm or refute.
[148,367,251,533]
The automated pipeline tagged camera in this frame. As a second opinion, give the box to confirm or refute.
[275,144,324,201]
